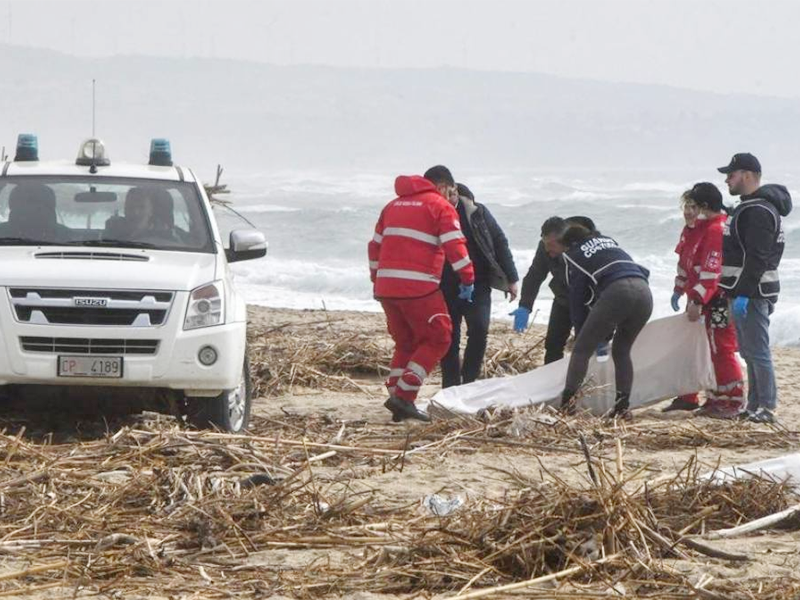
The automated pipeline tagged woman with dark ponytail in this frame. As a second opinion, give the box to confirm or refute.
[558,224,653,418]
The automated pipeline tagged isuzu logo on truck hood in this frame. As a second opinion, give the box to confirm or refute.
[74,297,109,307]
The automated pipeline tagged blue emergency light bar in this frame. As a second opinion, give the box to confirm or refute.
[14,134,39,162]
[149,138,173,166]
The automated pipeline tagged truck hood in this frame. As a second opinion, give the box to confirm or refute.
[0,248,218,291]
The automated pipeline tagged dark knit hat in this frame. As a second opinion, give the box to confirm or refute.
[688,182,724,212]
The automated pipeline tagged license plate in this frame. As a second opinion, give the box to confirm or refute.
[58,356,123,378]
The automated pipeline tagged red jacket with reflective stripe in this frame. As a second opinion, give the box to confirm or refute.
[685,214,726,305]
[673,223,704,295]
[368,175,475,299]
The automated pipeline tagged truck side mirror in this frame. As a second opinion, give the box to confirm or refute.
[226,229,267,263]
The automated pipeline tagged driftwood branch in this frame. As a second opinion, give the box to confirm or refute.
[704,502,800,540]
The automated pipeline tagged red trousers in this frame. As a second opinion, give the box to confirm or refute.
[680,315,744,409]
[381,292,452,403]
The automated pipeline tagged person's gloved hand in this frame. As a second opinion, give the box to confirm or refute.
[458,283,475,303]
[509,306,531,332]
[595,341,610,362]
[732,296,749,320]
[670,292,682,312]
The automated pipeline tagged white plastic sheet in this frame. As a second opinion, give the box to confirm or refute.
[422,314,716,416]
[704,453,800,490]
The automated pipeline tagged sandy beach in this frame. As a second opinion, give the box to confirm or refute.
[1,304,799,598]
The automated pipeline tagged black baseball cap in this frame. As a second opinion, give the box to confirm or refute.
[717,152,761,174]
[687,182,723,212]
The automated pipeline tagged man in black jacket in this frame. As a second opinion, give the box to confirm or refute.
[718,153,792,424]
[440,183,519,387]
[510,216,596,364]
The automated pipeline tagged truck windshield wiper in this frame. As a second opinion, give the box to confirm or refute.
[64,239,158,249]
[0,237,62,246]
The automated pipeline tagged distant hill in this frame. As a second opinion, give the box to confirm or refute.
[1,44,798,174]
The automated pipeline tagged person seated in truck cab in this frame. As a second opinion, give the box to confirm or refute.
[104,186,180,244]
[0,182,72,243]
[150,188,189,243]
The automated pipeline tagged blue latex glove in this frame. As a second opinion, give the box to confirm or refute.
[732,296,749,320]
[509,306,531,332]
[670,292,681,312]
[458,283,475,303]
[595,341,610,362]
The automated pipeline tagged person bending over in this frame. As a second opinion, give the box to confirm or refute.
[558,224,652,418]
[510,215,596,364]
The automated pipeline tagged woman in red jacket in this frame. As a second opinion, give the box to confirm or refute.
[663,183,744,418]
[662,188,704,412]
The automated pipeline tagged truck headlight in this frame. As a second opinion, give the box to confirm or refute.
[184,281,224,330]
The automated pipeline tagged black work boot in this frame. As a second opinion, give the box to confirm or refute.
[383,397,403,422]
[609,391,631,420]
[662,397,700,412]
[384,396,431,423]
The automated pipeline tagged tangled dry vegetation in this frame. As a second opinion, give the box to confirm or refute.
[247,313,545,398]
[1,408,800,599]
[2,312,800,598]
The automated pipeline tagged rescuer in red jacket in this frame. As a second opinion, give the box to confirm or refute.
[666,183,744,418]
[662,188,704,412]
[368,166,476,422]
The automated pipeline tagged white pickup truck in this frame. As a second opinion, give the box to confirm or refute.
[0,135,267,432]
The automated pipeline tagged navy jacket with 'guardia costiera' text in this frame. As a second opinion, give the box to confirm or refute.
[563,234,649,332]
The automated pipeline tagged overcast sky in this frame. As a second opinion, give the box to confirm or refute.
[5,0,799,98]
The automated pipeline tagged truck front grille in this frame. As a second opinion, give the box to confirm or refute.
[8,288,174,327]
[20,337,160,355]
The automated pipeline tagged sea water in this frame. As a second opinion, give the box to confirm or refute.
[217,167,800,347]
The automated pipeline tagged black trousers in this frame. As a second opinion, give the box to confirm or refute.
[440,285,492,388]
[544,300,573,364]
[564,277,653,398]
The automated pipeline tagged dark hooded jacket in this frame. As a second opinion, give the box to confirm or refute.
[441,196,518,294]
[519,241,569,309]
[720,184,792,300]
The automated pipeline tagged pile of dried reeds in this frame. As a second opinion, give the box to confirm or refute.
[1,411,799,599]
[456,404,800,454]
[246,317,545,397]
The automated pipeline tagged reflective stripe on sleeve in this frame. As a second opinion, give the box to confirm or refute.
[692,284,706,297]
[677,267,688,277]
[369,261,379,269]
[451,256,472,271]
[699,271,719,280]
[376,269,440,283]
[372,232,383,243]
[722,266,741,276]
[440,230,466,243]
[383,227,439,245]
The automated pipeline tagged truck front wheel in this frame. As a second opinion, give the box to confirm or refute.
[184,356,253,433]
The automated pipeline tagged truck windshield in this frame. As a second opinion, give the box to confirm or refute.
[0,176,214,252]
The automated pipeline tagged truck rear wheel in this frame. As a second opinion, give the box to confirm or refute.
[185,356,253,433]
